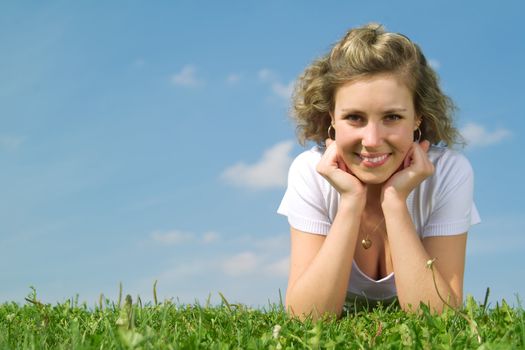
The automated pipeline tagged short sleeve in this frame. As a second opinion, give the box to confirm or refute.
[422,150,481,238]
[277,149,332,235]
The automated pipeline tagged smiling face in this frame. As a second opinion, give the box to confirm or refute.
[332,74,420,184]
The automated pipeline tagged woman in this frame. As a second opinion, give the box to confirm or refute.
[277,23,480,319]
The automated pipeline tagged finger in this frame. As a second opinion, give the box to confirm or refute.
[337,155,349,173]
[327,142,348,172]
[409,141,432,166]
[319,141,339,169]
[328,142,350,173]
[419,140,431,153]
[410,142,434,173]
[410,142,426,163]
[325,138,334,148]
[321,141,350,174]
[403,146,414,169]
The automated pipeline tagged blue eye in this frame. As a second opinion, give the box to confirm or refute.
[385,114,402,121]
[345,114,363,122]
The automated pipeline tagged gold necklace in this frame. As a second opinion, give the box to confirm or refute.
[361,216,385,249]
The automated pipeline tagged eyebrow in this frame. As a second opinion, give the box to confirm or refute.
[340,107,408,114]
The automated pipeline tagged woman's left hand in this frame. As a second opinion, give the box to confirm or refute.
[381,140,434,205]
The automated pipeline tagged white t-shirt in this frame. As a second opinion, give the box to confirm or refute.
[277,145,481,302]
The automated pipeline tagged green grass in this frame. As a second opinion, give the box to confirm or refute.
[0,287,524,349]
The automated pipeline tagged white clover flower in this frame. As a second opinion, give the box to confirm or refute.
[426,258,436,269]
[272,324,282,339]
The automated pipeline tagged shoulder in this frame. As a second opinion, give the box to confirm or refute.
[286,145,334,197]
[421,145,476,205]
[416,146,479,237]
[288,145,325,178]
[427,145,474,180]
[291,145,324,166]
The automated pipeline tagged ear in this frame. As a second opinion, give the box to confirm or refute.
[328,110,335,126]
[415,116,423,129]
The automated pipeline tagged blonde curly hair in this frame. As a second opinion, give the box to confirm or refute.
[292,23,462,147]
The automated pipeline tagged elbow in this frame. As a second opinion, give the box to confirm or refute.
[284,295,313,321]
[445,291,463,310]
[436,289,463,312]
[285,296,341,322]
[399,291,463,314]
[284,285,345,321]
[286,306,340,322]
[285,305,310,322]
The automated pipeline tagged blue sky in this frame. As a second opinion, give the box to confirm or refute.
[1,1,524,308]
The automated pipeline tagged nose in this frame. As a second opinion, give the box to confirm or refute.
[361,122,383,147]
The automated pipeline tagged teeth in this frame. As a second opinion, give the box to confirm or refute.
[361,154,388,163]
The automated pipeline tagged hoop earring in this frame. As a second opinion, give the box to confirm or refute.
[327,125,335,140]
[414,127,422,143]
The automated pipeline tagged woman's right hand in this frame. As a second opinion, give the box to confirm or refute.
[316,139,367,206]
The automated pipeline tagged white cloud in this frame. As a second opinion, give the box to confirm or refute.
[253,235,289,251]
[202,231,220,244]
[226,73,242,84]
[221,140,294,189]
[156,260,210,280]
[258,68,294,101]
[171,65,203,87]
[151,230,194,245]
[132,58,145,68]
[428,59,441,70]
[0,135,24,151]
[135,233,290,306]
[460,122,511,148]
[258,69,275,81]
[264,257,289,277]
[221,251,289,278]
[221,251,260,276]
[272,81,294,100]
[149,229,222,246]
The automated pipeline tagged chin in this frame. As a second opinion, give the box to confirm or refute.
[356,175,389,185]
[349,161,403,186]
[349,167,394,185]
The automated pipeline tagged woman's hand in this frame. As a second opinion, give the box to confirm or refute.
[317,140,367,206]
[381,140,434,205]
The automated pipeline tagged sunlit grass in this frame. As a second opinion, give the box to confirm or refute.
[0,283,523,349]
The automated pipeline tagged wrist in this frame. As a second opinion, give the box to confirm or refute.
[380,191,407,212]
[339,194,366,213]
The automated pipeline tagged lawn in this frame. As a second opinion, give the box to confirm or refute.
[0,285,523,349]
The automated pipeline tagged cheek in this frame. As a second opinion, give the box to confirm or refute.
[398,141,414,155]
[389,128,415,150]
[335,131,359,160]
[334,127,355,142]
[335,129,361,153]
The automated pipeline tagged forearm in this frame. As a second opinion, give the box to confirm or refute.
[286,200,362,319]
[382,199,459,312]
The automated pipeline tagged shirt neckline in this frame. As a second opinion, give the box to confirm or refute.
[352,260,394,283]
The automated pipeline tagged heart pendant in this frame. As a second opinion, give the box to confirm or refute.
[361,238,372,249]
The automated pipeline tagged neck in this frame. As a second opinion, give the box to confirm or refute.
[365,184,383,212]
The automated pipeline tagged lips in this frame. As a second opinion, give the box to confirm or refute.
[356,153,391,167]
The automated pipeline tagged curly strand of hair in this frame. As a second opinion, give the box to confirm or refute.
[290,23,462,148]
